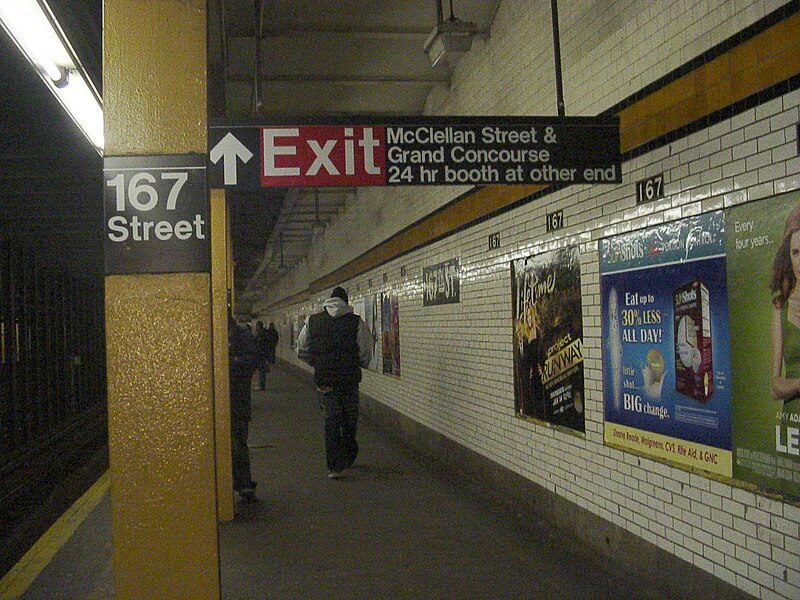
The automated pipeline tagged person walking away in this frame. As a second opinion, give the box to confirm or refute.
[265,322,279,366]
[228,316,260,501]
[296,287,373,479]
[254,320,271,391]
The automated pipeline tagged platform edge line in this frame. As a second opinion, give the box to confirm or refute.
[0,470,110,599]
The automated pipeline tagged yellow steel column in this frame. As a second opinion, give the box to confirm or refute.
[103,2,219,598]
[211,188,234,522]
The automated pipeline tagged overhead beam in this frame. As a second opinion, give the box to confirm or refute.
[228,74,447,85]
[226,28,432,40]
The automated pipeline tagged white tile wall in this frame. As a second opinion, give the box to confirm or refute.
[262,2,800,597]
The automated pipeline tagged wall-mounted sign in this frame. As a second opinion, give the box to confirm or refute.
[488,232,501,249]
[546,210,564,232]
[600,212,732,477]
[382,292,401,376]
[636,173,665,204]
[726,190,800,497]
[423,257,460,306]
[104,154,209,275]
[209,116,621,189]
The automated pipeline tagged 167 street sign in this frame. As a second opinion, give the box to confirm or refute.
[104,154,209,275]
[208,116,621,189]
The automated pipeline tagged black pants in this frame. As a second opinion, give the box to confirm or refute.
[321,386,359,473]
[258,362,268,390]
[231,417,253,491]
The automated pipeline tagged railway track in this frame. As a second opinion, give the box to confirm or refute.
[0,406,108,577]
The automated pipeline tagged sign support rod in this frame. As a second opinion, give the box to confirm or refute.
[551,0,565,117]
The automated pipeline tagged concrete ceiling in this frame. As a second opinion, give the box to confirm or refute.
[208,0,501,309]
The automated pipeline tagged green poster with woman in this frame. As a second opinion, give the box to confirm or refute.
[726,190,800,498]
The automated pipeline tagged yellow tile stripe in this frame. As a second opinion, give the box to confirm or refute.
[620,12,800,153]
[0,471,110,600]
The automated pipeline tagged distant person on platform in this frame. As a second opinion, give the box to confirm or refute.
[228,316,260,502]
[254,320,278,391]
[266,322,279,365]
[296,287,373,479]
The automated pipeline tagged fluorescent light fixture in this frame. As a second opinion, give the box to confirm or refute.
[0,0,104,154]
[424,17,478,69]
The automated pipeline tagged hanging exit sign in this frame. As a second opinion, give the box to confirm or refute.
[209,116,621,189]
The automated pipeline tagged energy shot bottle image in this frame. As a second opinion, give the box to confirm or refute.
[608,287,623,411]
[673,280,713,402]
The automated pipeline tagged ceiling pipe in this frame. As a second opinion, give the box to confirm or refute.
[436,0,471,24]
[251,0,265,116]
[219,0,228,114]
[550,0,565,116]
[312,188,326,236]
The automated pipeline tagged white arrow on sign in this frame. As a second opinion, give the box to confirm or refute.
[209,132,254,185]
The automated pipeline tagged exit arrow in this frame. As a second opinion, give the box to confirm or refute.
[209,132,253,185]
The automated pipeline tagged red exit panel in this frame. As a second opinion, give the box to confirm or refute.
[260,125,386,187]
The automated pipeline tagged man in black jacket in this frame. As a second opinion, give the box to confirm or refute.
[296,287,373,479]
[228,316,260,501]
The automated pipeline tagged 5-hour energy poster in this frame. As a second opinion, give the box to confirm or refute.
[600,212,733,477]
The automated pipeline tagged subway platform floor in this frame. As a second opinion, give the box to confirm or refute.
[6,363,690,599]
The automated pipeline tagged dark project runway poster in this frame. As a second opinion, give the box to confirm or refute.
[512,245,585,432]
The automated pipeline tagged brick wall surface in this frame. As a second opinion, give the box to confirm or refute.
[262,2,800,597]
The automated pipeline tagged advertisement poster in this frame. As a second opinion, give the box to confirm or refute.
[512,245,585,432]
[381,292,401,376]
[600,212,733,477]
[353,294,382,372]
[726,191,800,497]
[423,258,460,306]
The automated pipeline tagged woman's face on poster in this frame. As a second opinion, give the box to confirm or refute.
[791,231,800,280]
